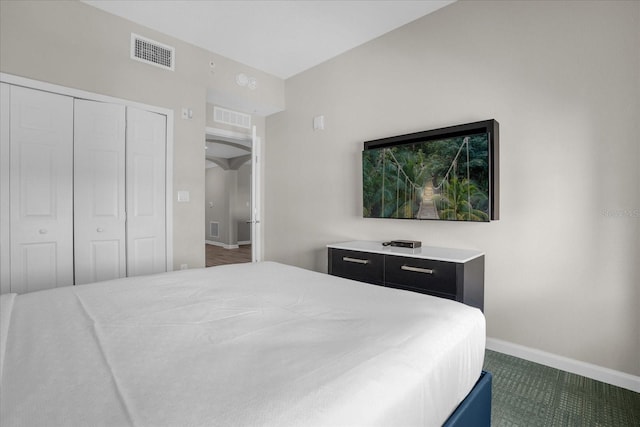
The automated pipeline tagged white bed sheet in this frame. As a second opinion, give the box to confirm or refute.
[0,261,485,427]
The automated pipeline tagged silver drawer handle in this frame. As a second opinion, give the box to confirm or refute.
[343,257,370,265]
[401,265,433,274]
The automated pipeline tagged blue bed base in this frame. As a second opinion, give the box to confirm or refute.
[443,371,492,427]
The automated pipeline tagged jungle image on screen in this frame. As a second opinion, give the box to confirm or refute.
[362,133,490,221]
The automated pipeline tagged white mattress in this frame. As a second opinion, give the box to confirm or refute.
[0,262,485,427]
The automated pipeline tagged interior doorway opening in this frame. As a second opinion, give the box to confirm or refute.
[204,126,255,267]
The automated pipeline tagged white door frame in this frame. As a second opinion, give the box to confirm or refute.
[0,72,175,271]
[0,83,10,294]
[204,126,262,262]
[251,126,262,262]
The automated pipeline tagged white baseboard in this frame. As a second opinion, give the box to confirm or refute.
[486,337,640,393]
[205,240,239,249]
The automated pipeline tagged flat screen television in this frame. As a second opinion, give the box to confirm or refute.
[362,119,499,222]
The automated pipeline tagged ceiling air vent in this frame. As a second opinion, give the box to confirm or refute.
[130,33,175,71]
[213,106,251,129]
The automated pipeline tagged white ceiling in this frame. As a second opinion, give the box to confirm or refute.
[205,141,248,159]
[205,129,252,163]
[83,0,455,79]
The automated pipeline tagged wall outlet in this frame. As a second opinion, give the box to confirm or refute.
[180,264,188,270]
[181,107,193,119]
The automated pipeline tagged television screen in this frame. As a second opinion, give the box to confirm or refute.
[362,120,499,222]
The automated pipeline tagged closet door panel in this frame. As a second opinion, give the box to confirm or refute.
[126,107,166,276]
[74,100,126,285]
[130,237,156,276]
[9,86,73,293]
[90,240,123,283]
[17,243,59,293]
[1,83,10,294]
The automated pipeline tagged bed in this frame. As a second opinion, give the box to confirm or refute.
[0,261,490,427]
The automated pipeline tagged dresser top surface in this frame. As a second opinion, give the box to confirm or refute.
[327,241,484,263]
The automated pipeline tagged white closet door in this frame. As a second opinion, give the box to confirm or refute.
[0,83,10,294]
[126,107,166,276]
[74,100,126,285]
[9,86,74,293]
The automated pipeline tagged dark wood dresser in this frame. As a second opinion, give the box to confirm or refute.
[328,241,485,311]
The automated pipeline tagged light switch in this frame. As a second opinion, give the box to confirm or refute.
[313,115,325,130]
[177,190,190,202]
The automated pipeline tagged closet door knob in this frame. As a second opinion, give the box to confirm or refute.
[39,229,48,234]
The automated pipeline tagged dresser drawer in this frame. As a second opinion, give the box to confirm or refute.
[327,242,484,311]
[385,255,457,296]
[328,248,384,285]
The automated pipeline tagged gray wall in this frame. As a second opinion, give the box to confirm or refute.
[265,0,640,376]
[236,163,252,243]
[205,166,230,245]
[0,0,282,269]
[205,163,251,246]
